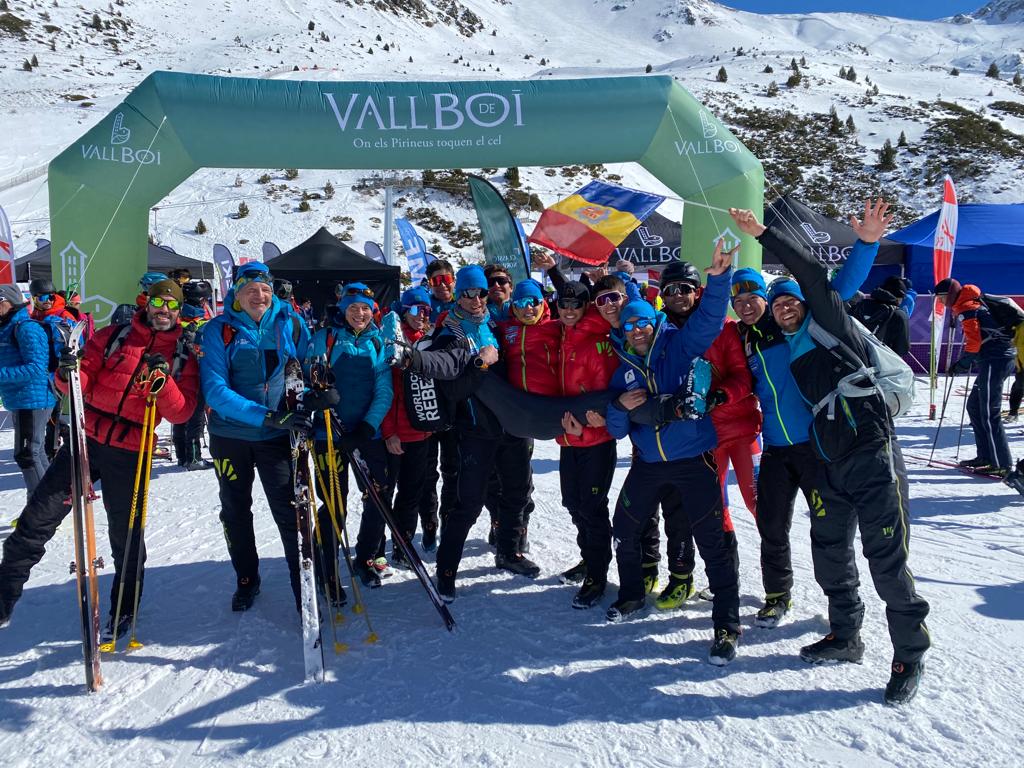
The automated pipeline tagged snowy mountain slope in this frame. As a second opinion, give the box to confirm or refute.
[0,388,1023,766]
[0,0,1022,268]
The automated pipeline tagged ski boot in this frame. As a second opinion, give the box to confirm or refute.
[708,628,740,666]
[231,575,261,612]
[495,552,541,578]
[355,560,383,588]
[559,560,588,585]
[102,613,133,643]
[572,578,606,610]
[655,572,697,610]
[605,597,646,623]
[799,632,865,664]
[754,593,792,628]
[437,569,457,604]
[642,562,659,595]
[884,660,924,706]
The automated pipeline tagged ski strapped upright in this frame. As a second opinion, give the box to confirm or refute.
[64,321,104,691]
[284,359,326,682]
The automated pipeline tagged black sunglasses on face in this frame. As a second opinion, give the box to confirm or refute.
[663,283,697,297]
[487,276,511,288]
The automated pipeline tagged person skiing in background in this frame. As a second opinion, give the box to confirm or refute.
[604,241,740,665]
[0,279,199,637]
[199,262,312,613]
[0,284,57,500]
[382,287,437,566]
[936,277,1016,475]
[728,198,887,630]
[730,206,930,705]
[650,259,760,612]
[306,282,394,591]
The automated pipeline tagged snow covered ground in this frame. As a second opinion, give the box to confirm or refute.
[0,380,1022,767]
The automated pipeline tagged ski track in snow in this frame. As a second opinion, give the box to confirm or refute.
[1,383,1023,766]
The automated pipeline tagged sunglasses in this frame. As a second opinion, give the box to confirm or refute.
[428,274,455,287]
[663,283,697,297]
[33,294,54,303]
[557,298,585,310]
[149,296,181,310]
[406,303,432,317]
[623,317,654,332]
[512,296,540,309]
[460,288,487,300]
[487,276,511,288]
[594,292,624,307]
[731,280,764,298]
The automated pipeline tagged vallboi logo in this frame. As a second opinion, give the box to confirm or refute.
[324,90,525,133]
[713,228,742,251]
[799,221,831,244]
[59,241,118,322]
[699,110,718,139]
[80,111,161,166]
[636,226,663,247]
[675,110,740,156]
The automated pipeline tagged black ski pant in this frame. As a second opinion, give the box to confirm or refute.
[44,403,68,461]
[386,438,435,550]
[810,440,930,663]
[485,451,535,549]
[662,485,740,581]
[612,453,740,633]
[210,433,301,605]
[755,442,821,599]
[425,429,459,534]
[172,390,206,464]
[12,407,51,498]
[559,441,617,583]
[312,435,391,566]
[0,440,148,618]
[966,358,1015,469]
[1008,367,1024,417]
[436,431,531,581]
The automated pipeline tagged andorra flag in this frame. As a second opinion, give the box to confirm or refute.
[528,181,664,266]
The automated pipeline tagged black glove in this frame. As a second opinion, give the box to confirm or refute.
[263,408,313,434]
[56,348,81,381]
[708,390,728,411]
[950,354,976,375]
[355,421,376,441]
[303,388,340,412]
[144,352,169,373]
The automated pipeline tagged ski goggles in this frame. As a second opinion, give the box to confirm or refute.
[557,297,586,310]
[459,288,487,300]
[234,270,273,290]
[428,273,454,288]
[731,279,765,298]
[32,294,55,303]
[512,296,541,309]
[487,275,511,288]
[594,291,624,307]
[343,286,375,298]
[149,296,181,310]
[662,282,698,297]
[405,303,432,317]
[622,317,654,332]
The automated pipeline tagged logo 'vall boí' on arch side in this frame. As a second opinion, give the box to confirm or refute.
[48,71,763,323]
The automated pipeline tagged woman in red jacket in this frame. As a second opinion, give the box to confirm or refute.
[554,281,622,610]
[382,288,439,567]
[0,280,199,638]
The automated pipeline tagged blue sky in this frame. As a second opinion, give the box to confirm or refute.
[721,1,982,20]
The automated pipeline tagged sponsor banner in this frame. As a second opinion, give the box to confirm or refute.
[468,175,529,284]
[212,244,234,298]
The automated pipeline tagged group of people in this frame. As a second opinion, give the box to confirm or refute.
[0,200,935,705]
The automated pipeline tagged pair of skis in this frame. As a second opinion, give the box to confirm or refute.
[903,451,1024,495]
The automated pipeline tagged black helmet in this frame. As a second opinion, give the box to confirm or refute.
[274,278,293,300]
[183,280,213,303]
[659,260,701,288]
[29,278,57,296]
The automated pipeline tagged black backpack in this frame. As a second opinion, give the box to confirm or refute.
[11,316,72,373]
[981,294,1024,336]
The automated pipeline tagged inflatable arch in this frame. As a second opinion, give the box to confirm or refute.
[48,72,763,322]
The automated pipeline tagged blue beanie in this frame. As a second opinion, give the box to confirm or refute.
[731,268,767,302]
[400,286,432,309]
[181,303,205,321]
[512,279,543,303]
[455,264,488,294]
[767,278,804,307]
[620,299,657,324]
[338,282,376,312]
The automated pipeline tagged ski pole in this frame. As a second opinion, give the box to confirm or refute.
[304,442,346,655]
[929,371,957,462]
[955,372,972,461]
[126,396,159,651]
[102,396,156,653]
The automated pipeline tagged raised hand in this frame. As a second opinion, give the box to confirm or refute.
[532,251,556,271]
[705,239,740,276]
[728,207,766,238]
[849,197,894,244]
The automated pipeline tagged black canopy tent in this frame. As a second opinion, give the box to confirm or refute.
[264,227,401,313]
[762,195,905,269]
[15,240,216,283]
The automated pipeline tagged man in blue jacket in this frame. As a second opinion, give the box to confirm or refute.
[0,284,56,499]
[730,206,930,706]
[199,262,313,612]
[729,199,888,630]
[604,242,741,666]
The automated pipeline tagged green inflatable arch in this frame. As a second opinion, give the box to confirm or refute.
[48,72,763,322]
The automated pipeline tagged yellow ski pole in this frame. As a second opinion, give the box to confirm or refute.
[126,396,159,651]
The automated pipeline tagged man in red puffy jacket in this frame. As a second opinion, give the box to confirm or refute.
[651,260,762,612]
[551,281,622,609]
[0,279,199,637]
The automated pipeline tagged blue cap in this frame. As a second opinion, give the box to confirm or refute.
[455,265,488,294]
[338,282,376,312]
[767,278,804,307]
[730,268,767,302]
[512,279,543,303]
[620,299,657,324]
[400,286,432,309]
